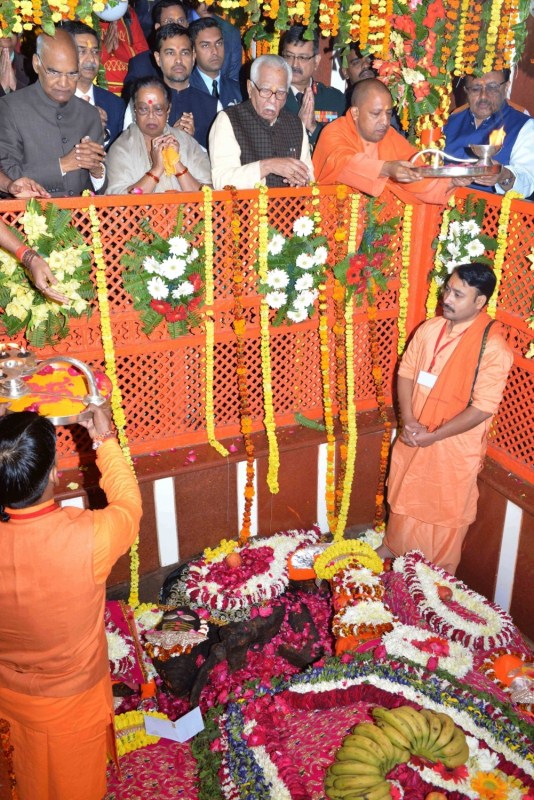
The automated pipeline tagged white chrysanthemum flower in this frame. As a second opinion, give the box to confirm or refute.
[402,67,426,85]
[466,239,485,258]
[172,282,195,299]
[461,220,481,236]
[296,253,315,271]
[339,600,394,626]
[295,274,314,292]
[435,275,445,285]
[292,216,314,237]
[294,288,318,310]
[268,234,286,256]
[147,276,168,300]
[265,290,287,309]
[448,220,462,237]
[160,257,187,280]
[106,631,131,668]
[446,242,462,258]
[143,256,160,274]
[168,236,189,257]
[187,247,199,263]
[313,245,328,265]
[287,307,308,323]
[266,268,290,289]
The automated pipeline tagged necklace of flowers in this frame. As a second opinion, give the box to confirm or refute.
[331,560,385,605]
[257,184,280,495]
[487,190,522,319]
[314,539,383,580]
[177,529,321,616]
[333,598,395,640]
[114,709,168,757]
[317,185,337,531]
[397,203,412,355]
[334,192,361,538]
[379,622,474,678]
[86,199,140,609]
[228,189,255,543]
[203,185,229,458]
[394,551,517,649]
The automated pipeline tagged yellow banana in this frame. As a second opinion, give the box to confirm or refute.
[329,762,384,778]
[432,712,456,752]
[352,724,396,765]
[342,780,392,799]
[333,773,386,793]
[372,719,412,752]
[440,740,470,769]
[420,709,443,748]
[336,746,384,768]
[342,734,388,764]
[389,706,428,747]
[436,728,468,760]
[391,744,410,764]
[371,707,414,749]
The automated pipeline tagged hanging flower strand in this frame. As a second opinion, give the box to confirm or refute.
[86,199,140,608]
[257,184,280,494]
[397,204,413,354]
[428,196,455,318]
[203,185,229,458]
[487,191,522,318]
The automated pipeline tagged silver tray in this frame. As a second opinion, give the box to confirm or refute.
[413,163,501,178]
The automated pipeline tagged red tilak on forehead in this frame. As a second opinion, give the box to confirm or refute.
[148,99,153,104]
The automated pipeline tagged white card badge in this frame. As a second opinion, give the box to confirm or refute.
[417,370,438,389]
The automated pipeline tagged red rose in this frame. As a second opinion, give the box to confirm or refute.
[188,272,202,291]
[150,299,171,315]
[165,305,187,322]
[187,295,202,311]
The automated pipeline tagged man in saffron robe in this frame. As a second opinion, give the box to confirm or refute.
[0,404,142,799]
[382,263,513,574]
[313,78,470,204]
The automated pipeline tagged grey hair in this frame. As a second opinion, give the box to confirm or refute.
[35,29,75,58]
[250,54,292,90]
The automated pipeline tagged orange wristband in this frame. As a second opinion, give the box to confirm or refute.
[145,171,160,183]
[15,244,30,262]
[175,166,189,178]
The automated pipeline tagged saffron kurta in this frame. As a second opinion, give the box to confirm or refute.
[312,113,455,205]
[0,439,142,800]
[385,316,513,573]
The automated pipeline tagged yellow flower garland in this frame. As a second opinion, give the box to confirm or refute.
[114,710,168,757]
[397,204,413,354]
[487,191,522,319]
[314,539,384,580]
[87,200,140,609]
[203,185,229,458]
[427,196,455,318]
[334,291,357,540]
[454,0,470,75]
[257,184,280,494]
[482,0,506,73]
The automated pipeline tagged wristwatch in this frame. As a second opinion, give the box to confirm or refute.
[498,171,515,189]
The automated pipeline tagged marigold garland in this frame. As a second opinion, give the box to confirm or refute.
[427,196,455,319]
[203,185,229,458]
[314,539,384,579]
[453,0,470,75]
[87,199,140,609]
[114,710,168,757]
[397,203,413,354]
[482,0,506,73]
[487,191,522,319]
[334,290,357,540]
[257,184,280,495]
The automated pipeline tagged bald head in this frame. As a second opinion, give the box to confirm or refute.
[33,29,79,104]
[350,77,391,108]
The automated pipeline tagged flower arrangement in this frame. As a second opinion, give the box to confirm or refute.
[121,212,205,339]
[333,198,398,305]
[0,199,93,347]
[256,215,328,325]
[431,194,497,286]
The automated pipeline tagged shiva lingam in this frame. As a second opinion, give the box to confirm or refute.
[411,127,505,177]
[0,343,106,424]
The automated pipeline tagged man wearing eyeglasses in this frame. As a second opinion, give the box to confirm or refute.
[280,25,346,149]
[209,54,313,190]
[444,70,534,198]
[0,30,106,198]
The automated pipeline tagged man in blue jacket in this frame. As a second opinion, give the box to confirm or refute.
[444,69,534,198]
[188,18,241,109]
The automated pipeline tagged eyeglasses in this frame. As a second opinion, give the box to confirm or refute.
[282,51,315,64]
[250,80,288,101]
[465,81,507,96]
[37,55,79,80]
[135,104,169,117]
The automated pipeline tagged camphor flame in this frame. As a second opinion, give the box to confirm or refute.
[489,127,505,147]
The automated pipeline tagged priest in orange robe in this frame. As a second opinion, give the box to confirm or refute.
[0,404,142,800]
[382,263,513,574]
[312,78,470,204]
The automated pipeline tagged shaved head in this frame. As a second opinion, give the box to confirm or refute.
[33,29,79,103]
[36,28,77,60]
[351,77,391,108]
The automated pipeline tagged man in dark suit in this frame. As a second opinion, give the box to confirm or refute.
[123,0,189,100]
[188,18,241,108]
[153,23,217,148]
[0,30,105,197]
[187,0,242,83]
[280,25,346,149]
[0,33,32,97]
[59,20,125,148]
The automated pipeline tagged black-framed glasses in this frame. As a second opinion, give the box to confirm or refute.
[282,51,315,64]
[37,55,79,80]
[135,104,169,117]
[250,80,288,101]
[465,81,507,96]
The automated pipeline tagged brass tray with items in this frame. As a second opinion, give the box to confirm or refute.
[410,143,502,179]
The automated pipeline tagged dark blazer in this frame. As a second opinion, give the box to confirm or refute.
[0,52,32,98]
[94,85,126,147]
[122,50,159,101]
[0,81,105,197]
[168,85,218,149]
[189,67,241,108]
[213,14,242,83]
[284,80,346,147]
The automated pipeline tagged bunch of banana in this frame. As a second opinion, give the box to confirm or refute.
[324,720,410,799]
[372,706,469,770]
